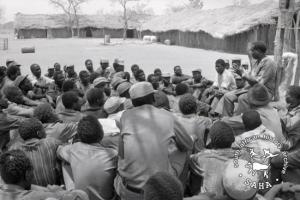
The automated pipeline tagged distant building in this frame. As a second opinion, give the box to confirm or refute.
[14,13,138,39]
[142,0,283,54]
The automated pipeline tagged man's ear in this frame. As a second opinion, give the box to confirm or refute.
[37,130,46,139]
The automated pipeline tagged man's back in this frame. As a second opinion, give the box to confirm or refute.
[9,137,61,187]
[58,142,117,200]
[118,104,175,188]
[58,109,83,123]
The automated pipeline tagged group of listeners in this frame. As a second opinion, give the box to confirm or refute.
[0,41,300,200]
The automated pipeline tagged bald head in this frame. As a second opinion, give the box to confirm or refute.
[30,64,41,78]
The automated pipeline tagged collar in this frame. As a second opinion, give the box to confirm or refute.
[289,105,300,115]
[85,106,102,111]
[181,113,197,119]
[23,138,41,147]
[1,184,25,191]
[64,109,78,113]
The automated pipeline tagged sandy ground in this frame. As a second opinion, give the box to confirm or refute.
[0,38,249,80]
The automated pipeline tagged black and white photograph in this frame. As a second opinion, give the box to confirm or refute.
[0,0,299,199]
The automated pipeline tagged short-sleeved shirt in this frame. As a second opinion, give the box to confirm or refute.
[9,138,61,187]
[57,142,117,200]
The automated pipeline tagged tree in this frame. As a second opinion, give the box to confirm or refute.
[49,0,88,37]
[127,2,154,38]
[111,0,141,40]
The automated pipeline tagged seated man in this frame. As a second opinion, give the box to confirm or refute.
[3,86,34,118]
[14,75,52,103]
[184,68,212,100]
[76,70,91,96]
[232,110,279,161]
[222,84,284,143]
[134,69,146,82]
[161,73,175,96]
[280,86,300,151]
[83,88,108,119]
[0,149,88,200]
[30,64,54,96]
[189,121,236,196]
[9,118,61,187]
[33,103,77,143]
[202,59,236,113]
[144,172,183,200]
[148,74,170,111]
[215,41,277,117]
[85,59,94,75]
[171,66,191,85]
[55,79,78,113]
[57,115,117,200]
[65,65,78,82]
[57,91,83,123]
[0,96,20,152]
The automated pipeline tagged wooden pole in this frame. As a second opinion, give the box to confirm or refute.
[294,11,300,86]
[274,11,285,101]
[283,0,295,52]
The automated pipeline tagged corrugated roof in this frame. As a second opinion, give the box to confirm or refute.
[142,0,279,38]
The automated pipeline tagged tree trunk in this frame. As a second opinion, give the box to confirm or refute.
[294,11,300,86]
[274,12,285,101]
[123,5,127,40]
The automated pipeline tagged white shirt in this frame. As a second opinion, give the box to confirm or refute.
[213,69,236,91]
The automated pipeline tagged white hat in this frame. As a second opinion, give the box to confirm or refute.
[162,73,171,78]
[93,77,109,87]
[223,159,259,200]
[117,82,132,96]
[104,97,126,114]
[129,82,154,99]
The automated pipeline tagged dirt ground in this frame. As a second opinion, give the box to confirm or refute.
[0,38,249,80]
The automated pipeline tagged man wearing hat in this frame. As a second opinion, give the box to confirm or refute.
[95,59,110,77]
[184,68,212,100]
[65,65,78,82]
[161,73,175,96]
[115,82,193,200]
[116,81,133,110]
[222,83,284,143]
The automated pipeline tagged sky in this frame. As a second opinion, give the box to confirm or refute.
[0,0,266,23]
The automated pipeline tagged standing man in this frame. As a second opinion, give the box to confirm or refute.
[85,59,94,75]
[115,82,193,199]
[171,66,191,85]
[215,41,277,117]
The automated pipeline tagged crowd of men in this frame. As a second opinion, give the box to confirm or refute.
[0,41,300,200]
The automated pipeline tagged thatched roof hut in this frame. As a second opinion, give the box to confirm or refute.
[14,13,137,30]
[142,0,279,54]
[14,13,138,38]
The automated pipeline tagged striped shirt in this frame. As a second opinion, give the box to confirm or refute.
[9,138,61,187]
